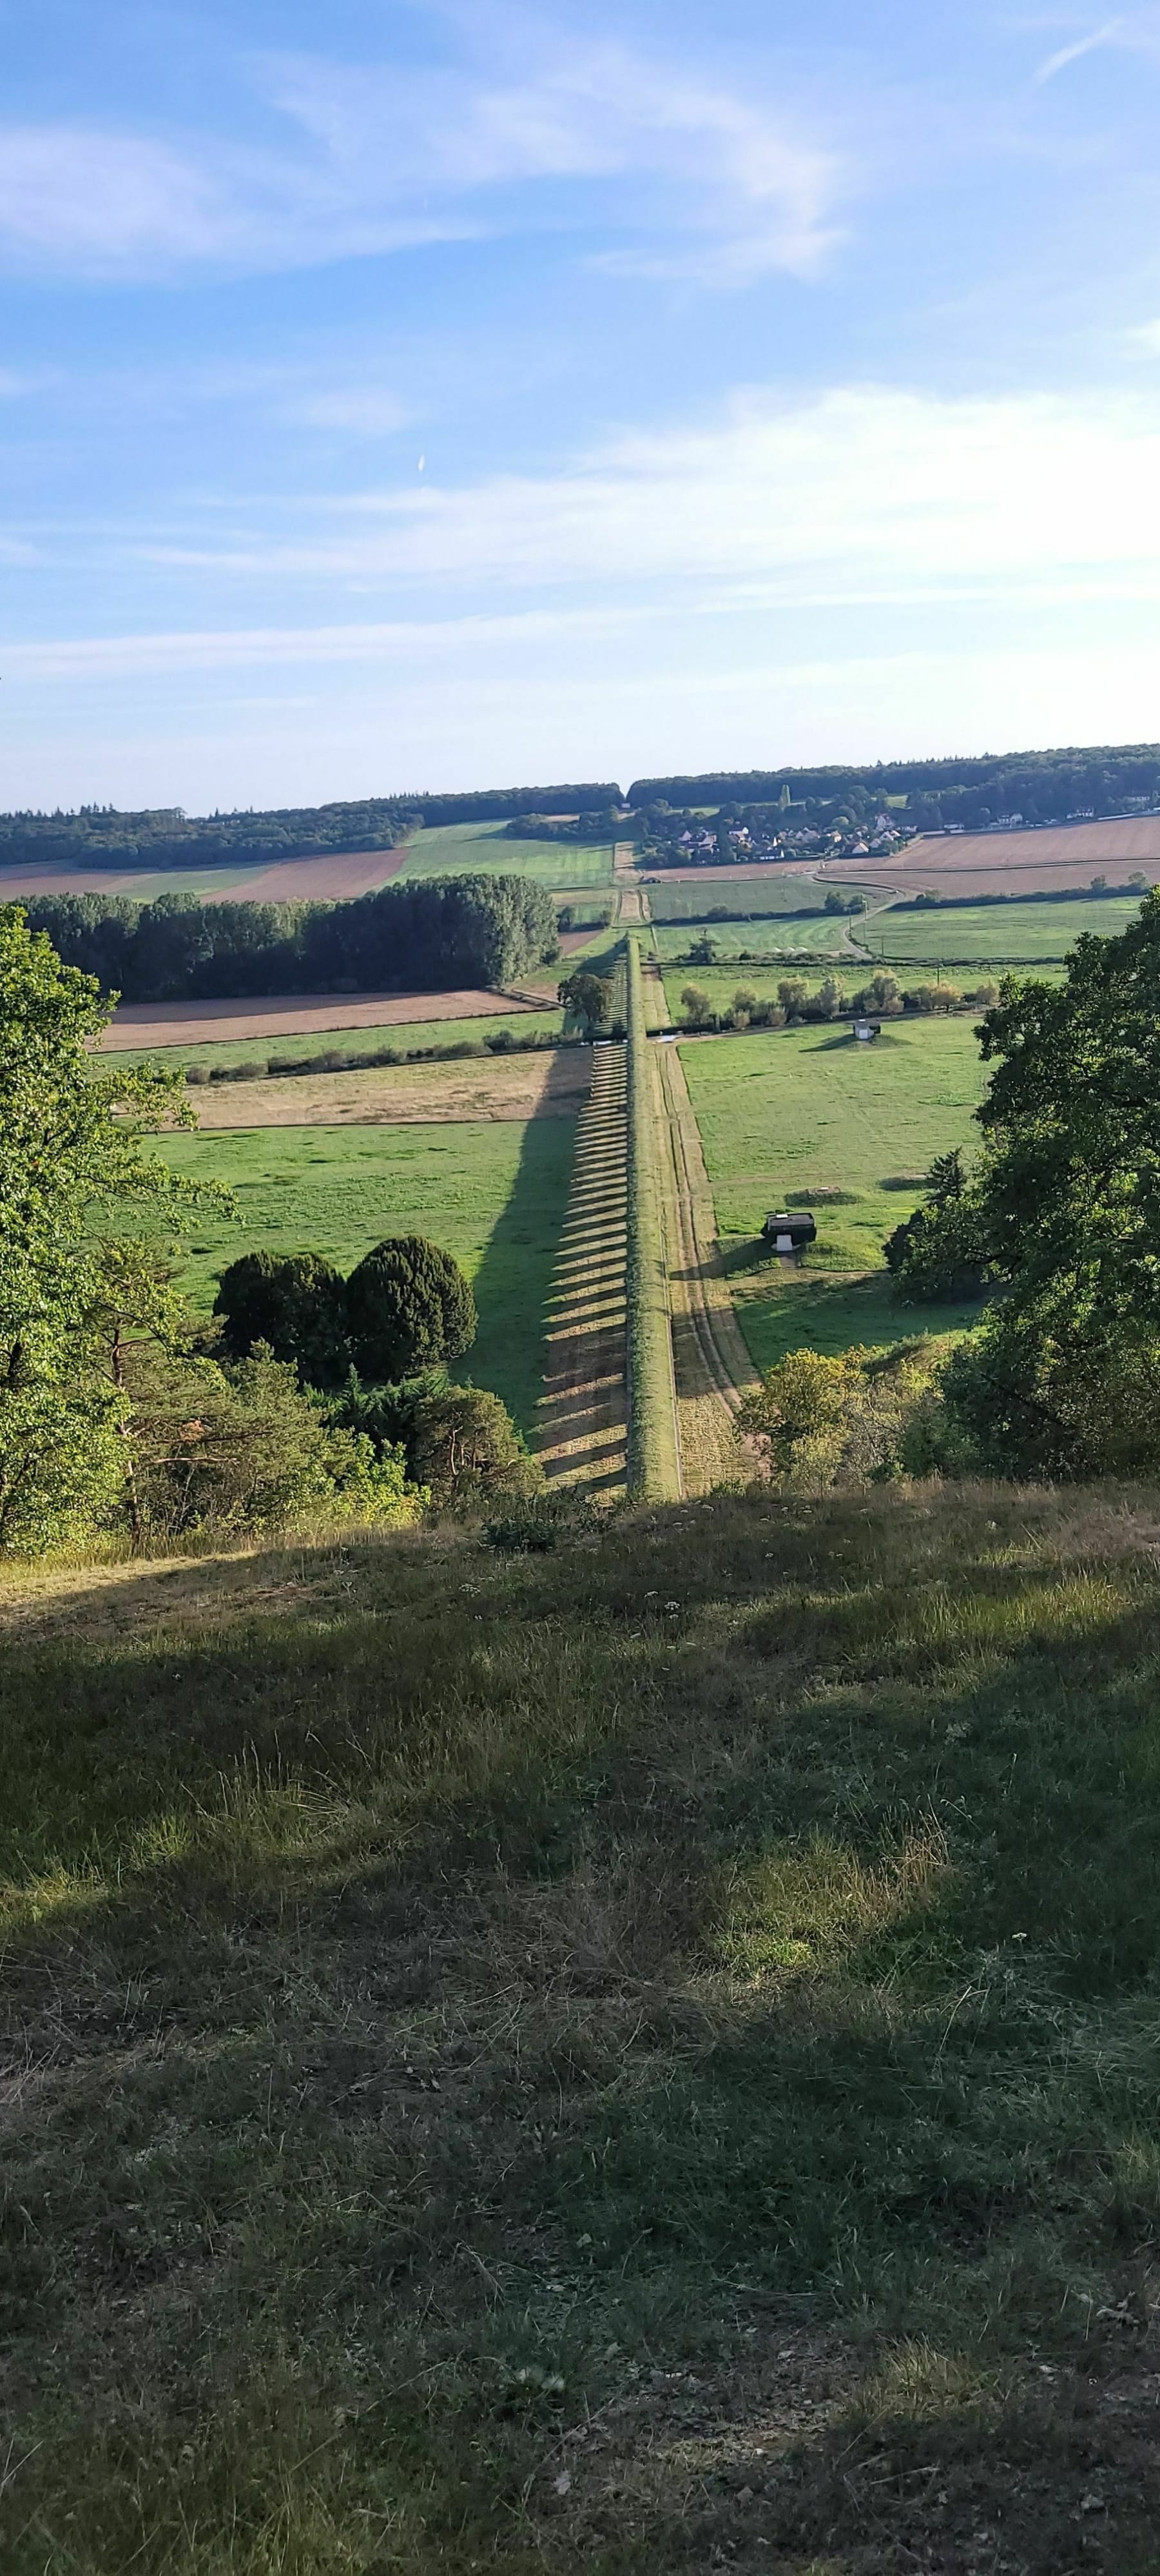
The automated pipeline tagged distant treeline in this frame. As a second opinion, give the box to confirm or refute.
[0,784,624,873]
[17,877,557,1003]
[630,744,1160,832]
[503,806,623,841]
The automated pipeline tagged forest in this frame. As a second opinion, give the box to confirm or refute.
[0,783,624,870]
[630,741,1160,829]
[21,874,559,1002]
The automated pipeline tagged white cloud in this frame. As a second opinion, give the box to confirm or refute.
[0,127,231,272]
[1032,19,1126,81]
[0,33,843,285]
[267,39,842,284]
[131,384,1160,610]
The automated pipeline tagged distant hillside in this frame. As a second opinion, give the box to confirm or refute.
[630,740,1160,832]
[0,784,624,874]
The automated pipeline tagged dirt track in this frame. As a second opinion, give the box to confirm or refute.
[179,1048,590,1129]
[100,987,537,1052]
[646,971,759,1492]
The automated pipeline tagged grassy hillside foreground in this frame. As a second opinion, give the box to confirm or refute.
[3,1487,1160,2571]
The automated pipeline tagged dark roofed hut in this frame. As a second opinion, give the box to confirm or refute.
[762,1209,817,1254]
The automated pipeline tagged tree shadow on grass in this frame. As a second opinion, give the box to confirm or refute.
[454,1044,585,1434]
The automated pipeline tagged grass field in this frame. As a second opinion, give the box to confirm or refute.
[644,873,838,921]
[107,1006,563,1074]
[157,1115,575,1431]
[864,893,1145,963]
[5,1484,1160,2571]
[396,820,614,890]
[681,1017,987,1360]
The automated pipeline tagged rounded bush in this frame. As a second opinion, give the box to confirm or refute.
[345,1236,477,1384]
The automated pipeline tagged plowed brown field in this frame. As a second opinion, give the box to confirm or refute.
[826,818,1160,900]
[99,987,536,1052]
[179,1048,591,1128]
[207,845,409,901]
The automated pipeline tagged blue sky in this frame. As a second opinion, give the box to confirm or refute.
[2,0,1160,809]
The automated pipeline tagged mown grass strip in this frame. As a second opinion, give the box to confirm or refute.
[625,933,681,1498]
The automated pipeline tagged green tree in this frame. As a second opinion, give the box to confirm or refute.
[922,894,1160,1474]
[214,1251,349,1387]
[345,1237,477,1384]
[558,970,613,1037]
[777,976,808,1017]
[408,1383,540,1513]
[739,1341,950,1487]
[0,906,220,1550]
[855,970,903,1016]
[680,983,712,1026]
[123,1344,416,1542]
[815,973,847,1019]
[885,1150,987,1304]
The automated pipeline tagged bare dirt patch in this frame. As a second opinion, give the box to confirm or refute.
[181,1048,592,1128]
[99,986,536,1052]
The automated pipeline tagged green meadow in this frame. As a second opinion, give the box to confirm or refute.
[680,1017,987,1364]
[397,819,615,890]
[865,892,1146,963]
[644,873,842,920]
[650,912,856,961]
[104,1006,563,1074]
[157,1115,575,1432]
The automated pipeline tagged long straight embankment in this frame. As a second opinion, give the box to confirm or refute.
[624,936,681,1499]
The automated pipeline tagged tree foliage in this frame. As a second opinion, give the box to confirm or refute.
[885,1150,989,1304]
[345,1237,477,1384]
[738,1340,959,1488]
[23,874,558,1004]
[902,893,1160,1474]
[214,1251,349,1387]
[558,971,613,1037]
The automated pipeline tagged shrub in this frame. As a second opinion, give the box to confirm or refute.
[213,1251,351,1388]
[345,1236,477,1383]
[125,1345,417,1541]
[409,1384,541,1513]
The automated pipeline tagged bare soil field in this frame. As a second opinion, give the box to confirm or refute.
[179,1046,591,1128]
[207,844,409,901]
[0,844,409,907]
[826,817,1160,900]
[99,986,535,1052]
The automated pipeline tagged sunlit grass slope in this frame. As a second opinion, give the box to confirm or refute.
[396,819,614,890]
[3,1485,1160,2570]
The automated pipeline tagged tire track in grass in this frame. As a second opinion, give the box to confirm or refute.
[536,1043,628,1493]
[644,954,760,1492]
